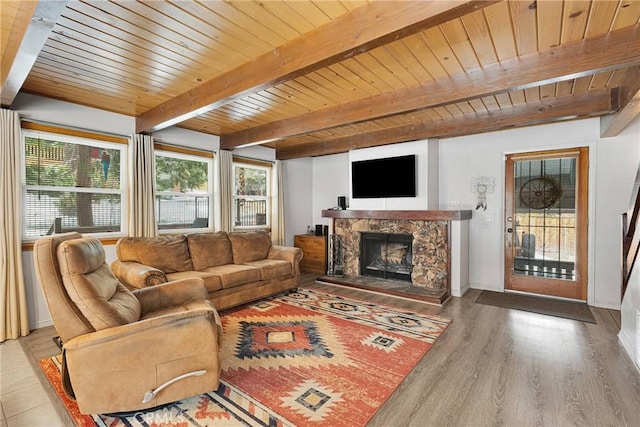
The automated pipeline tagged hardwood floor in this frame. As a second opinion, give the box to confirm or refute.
[17,274,640,427]
[301,275,640,427]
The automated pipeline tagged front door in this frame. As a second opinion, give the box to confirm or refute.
[504,148,588,300]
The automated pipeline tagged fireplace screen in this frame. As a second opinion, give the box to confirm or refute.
[360,232,413,282]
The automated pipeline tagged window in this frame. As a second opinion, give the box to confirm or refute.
[155,149,213,232]
[233,161,271,229]
[22,129,126,239]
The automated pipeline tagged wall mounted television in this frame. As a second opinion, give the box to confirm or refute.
[351,154,416,199]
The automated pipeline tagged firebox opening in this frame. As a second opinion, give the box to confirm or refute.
[360,232,413,282]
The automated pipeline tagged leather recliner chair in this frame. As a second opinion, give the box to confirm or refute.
[33,232,223,415]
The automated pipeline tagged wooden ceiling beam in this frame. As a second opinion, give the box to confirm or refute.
[135,0,497,133]
[600,66,640,138]
[1,0,67,107]
[275,89,614,160]
[1,1,37,89]
[225,25,640,149]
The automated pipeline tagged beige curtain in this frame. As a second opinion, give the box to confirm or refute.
[272,160,286,245]
[218,149,234,232]
[0,109,29,341]
[129,134,157,237]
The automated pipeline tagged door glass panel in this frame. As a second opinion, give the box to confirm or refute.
[513,156,577,281]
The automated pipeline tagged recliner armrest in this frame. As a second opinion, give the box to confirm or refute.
[111,260,167,289]
[134,280,223,343]
[134,277,208,314]
[64,305,218,350]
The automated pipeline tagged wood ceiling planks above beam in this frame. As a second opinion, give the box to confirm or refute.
[275,88,615,160]
[134,0,498,133]
[1,0,68,107]
[223,25,640,150]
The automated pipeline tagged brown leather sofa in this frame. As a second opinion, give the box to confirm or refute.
[111,230,303,311]
[33,232,222,415]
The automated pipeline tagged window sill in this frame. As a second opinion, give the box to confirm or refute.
[22,234,126,251]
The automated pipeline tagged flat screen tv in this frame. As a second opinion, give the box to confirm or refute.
[351,154,416,198]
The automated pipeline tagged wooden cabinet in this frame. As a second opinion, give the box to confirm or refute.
[294,234,327,275]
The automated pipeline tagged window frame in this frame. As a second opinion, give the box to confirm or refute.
[21,128,128,242]
[154,147,214,234]
[232,159,272,231]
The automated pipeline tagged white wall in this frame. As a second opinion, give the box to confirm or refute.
[311,153,349,228]
[13,93,135,135]
[283,158,313,246]
[234,145,276,162]
[618,115,640,372]
[155,126,219,151]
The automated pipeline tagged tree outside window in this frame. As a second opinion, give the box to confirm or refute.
[22,132,124,238]
[155,151,213,231]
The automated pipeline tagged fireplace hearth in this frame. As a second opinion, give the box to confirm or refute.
[360,232,412,282]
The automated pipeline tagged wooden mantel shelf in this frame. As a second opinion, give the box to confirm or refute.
[321,209,472,221]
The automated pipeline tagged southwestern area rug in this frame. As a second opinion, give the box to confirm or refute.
[39,288,451,426]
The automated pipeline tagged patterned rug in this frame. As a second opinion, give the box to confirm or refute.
[39,288,451,426]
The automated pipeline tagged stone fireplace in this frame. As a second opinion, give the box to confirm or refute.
[334,218,448,292]
[360,232,413,282]
[321,209,472,305]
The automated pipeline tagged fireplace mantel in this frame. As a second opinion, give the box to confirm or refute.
[321,209,472,221]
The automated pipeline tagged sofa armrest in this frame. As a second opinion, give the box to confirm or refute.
[134,277,208,315]
[268,245,303,277]
[112,260,167,289]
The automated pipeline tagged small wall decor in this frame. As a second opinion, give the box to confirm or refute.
[471,176,495,211]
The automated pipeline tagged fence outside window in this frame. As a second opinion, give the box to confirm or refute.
[235,198,267,227]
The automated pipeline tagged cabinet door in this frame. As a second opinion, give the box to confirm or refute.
[295,236,327,274]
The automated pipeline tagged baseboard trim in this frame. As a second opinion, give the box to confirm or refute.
[451,281,470,297]
[30,319,53,331]
[618,330,640,375]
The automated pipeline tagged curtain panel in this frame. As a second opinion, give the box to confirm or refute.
[0,109,29,341]
[272,160,286,246]
[218,149,234,232]
[129,134,157,237]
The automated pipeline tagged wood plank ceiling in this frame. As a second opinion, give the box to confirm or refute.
[2,0,639,160]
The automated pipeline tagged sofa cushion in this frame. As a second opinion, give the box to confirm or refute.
[187,232,233,270]
[117,235,193,273]
[165,271,222,293]
[242,259,292,280]
[57,238,141,330]
[228,231,272,264]
[204,264,261,289]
